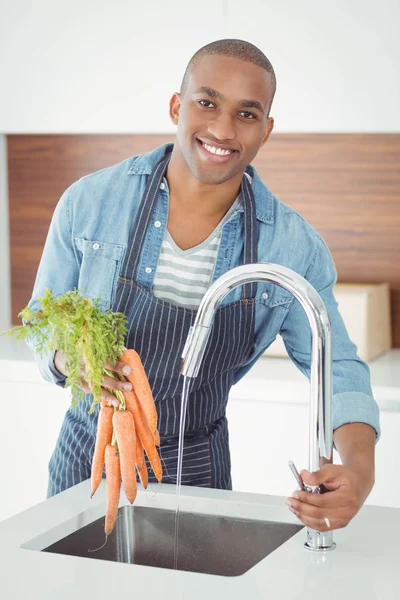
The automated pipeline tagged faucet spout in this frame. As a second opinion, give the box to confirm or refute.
[180,263,336,552]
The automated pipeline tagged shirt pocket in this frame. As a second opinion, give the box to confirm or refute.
[75,237,125,311]
[255,282,293,346]
[257,282,293,308]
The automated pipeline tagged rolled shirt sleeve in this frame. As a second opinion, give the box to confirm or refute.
[279,234,381,441]
[24,185,80,389]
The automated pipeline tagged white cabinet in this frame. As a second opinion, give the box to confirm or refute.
[227,390,400,508]
[1,370,70,521]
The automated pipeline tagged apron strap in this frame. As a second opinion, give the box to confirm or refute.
[123,150,172,280]
[241,170,258,298]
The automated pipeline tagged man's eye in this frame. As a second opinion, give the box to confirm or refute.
[239,111,257,120]
[198,99,215,108]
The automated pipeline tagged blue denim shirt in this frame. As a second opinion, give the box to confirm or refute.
[27,143,380,439]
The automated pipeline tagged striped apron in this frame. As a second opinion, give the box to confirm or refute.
[47,145,258,496]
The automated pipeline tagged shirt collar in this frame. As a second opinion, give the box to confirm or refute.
[127,142,274,225]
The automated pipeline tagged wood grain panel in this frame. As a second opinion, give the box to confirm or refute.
[7,134,400,347]
[251,134,400,347]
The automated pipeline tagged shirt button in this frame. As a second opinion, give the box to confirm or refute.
[160,182,165,190]
[154,220,162,228]
[92,243,100,250]
[262,292,269,300]
[145,267,152,274]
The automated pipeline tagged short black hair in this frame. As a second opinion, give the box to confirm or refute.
[180,39,276,114]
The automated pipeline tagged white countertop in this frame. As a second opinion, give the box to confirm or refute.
[0,480,399,599]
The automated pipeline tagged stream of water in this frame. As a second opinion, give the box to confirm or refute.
[173,376,191,570]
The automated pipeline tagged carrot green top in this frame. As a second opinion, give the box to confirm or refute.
[4,288,127,413]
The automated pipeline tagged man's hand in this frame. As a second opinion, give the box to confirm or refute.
[54,350,132,407]
[286,463,374,531]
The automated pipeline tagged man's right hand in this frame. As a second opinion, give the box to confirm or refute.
[54,350,132,407]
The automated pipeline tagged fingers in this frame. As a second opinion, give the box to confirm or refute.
[300,465,341,487]
[102,373,132,393]
[287,498,350,531]
[287,496,349,524]
[290,489,348,509]
[77,357,134,407]
[78,356,130,375]
[105,358,132,377]
[79,378,120,407]
[70,355,134,408]
[288,509,343,532]
[80,367,132,392]
[287,488,359,531]
[100,389,120,408]
[79,370,132,408]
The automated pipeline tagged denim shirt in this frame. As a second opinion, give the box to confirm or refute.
[27,143,380,439]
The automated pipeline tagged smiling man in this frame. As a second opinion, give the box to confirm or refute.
[27,39,380,534]
[166,50,274,251]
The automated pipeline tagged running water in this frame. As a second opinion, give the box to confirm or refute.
[173,376,191,570]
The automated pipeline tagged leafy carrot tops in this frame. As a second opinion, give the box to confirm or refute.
[5,288,127,412]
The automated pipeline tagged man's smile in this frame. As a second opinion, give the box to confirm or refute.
[196,138,239,163]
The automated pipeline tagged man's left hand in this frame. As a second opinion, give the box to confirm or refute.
[286,464,374,531]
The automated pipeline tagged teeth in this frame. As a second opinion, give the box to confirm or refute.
[203,142,233,156]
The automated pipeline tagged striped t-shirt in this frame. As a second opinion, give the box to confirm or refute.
[152,197,240,309]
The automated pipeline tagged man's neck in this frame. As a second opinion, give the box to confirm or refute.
[165,145,243,218]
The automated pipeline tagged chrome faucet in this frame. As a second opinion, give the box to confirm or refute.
[181,263,336,552]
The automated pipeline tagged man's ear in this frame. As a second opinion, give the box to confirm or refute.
[169,93,181,125]
[261,117,274,146]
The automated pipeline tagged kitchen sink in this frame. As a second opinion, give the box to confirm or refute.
[42,505,303,576]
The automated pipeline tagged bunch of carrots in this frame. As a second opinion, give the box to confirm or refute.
[3,288,163,537]
[92,348,163,536]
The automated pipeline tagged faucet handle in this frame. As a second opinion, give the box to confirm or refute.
[288,461,330,494]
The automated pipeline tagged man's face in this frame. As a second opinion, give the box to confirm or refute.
[170,54,274,185]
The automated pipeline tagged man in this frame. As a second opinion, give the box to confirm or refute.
[27,39,380,533]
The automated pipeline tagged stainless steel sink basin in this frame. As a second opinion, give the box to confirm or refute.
[42,505,303,576]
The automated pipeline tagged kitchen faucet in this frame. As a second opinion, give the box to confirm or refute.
[181,263,336,552]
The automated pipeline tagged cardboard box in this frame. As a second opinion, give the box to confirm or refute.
[263,282,392,363]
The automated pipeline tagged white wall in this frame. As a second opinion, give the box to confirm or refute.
[0,0,399,134]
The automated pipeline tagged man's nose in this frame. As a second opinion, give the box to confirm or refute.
[207,112,235,142]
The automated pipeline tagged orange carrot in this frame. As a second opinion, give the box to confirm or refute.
[123,389,163,482]
[136,437,148,489]
[136,431,144,470]
[113,410,137,504]
[90,401,114,498]
[104,443,121,536]
[138,457,149,489]
[120,349,159,444]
